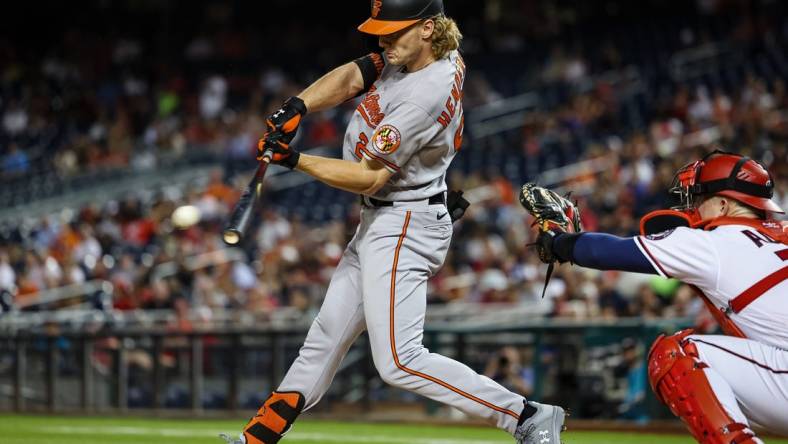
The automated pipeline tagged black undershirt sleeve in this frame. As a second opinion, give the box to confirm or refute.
[353,53,384,94]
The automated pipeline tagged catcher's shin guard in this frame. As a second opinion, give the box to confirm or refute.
[243,391,305,444]
[647,330,757,444]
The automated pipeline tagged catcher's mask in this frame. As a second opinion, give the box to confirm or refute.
[669,149,784,214]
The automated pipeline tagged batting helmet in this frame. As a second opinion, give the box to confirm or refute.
[358,0,444,36]
[670,150,784,214]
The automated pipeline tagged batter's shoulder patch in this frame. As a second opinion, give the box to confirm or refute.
[646,228,675,240]
[371,124,401,155]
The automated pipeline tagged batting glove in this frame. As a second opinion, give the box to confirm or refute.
[258,96,307,169]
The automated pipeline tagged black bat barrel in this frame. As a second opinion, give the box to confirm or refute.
[222,162,268,245]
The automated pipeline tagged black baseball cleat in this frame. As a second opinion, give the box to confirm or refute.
[514,401,566,444]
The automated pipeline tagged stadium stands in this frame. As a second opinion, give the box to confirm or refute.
[1,0,787,418]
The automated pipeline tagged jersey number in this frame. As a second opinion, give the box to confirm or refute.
[777,248,788,261]
[453,114,464,151]
[355,132,369,159]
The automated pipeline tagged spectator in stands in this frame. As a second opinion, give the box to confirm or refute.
[596,272,630,318]
[305,112,340,147]
[1,100,28,137]
[1,143,29,177]
[0,250,14,292]
[615,338,647,421]
[484,346,534,397]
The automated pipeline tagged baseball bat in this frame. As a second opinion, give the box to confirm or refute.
[222,148,273,245]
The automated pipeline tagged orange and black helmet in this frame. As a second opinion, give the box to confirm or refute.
[670,150,784,214]
[358,0,444,36]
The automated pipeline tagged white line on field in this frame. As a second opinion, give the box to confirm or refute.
[40,425,507,444]
[288,432,505,444]
[43,426,202,437]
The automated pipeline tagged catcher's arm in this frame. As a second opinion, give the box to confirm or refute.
[519,183,656,274]
[566,233,657,273]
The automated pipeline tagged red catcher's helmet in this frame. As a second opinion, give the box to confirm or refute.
[669,150,784,214]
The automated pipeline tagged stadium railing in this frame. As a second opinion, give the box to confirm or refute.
[0,315,692,421]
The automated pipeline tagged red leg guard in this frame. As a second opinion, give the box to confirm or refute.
[242,391,305,444]
[647,331,758,444]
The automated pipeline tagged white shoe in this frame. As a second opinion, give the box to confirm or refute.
[218,433,245,444]
[514,401,566,444]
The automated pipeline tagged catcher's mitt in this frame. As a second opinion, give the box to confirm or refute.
[520,183,583,264]
[519,183,582,238]
[519,183,583,298]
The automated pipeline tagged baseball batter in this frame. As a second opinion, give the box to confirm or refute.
[520,151,788,444]
[222,1,566,444]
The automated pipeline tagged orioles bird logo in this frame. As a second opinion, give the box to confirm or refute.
[372,0,383,18]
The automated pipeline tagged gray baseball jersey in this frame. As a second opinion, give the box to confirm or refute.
[343,50,466,201]
[276,51,528,437]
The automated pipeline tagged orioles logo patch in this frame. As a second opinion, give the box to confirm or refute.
[372,125,401,155]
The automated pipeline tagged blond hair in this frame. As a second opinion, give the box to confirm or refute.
[430,15,462,59]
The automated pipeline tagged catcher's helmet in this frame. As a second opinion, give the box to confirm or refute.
[358,0,444,36]
[670,150,784,214]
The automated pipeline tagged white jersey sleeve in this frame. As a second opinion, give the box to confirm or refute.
[634,227,720,288]
[358,101,442,173]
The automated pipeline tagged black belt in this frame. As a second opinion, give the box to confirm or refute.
[363,192,445,207]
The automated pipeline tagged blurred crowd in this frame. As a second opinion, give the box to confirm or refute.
[0,1,516,185]
[1,0,787,336]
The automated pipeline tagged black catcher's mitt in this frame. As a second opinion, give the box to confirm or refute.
[519,183,582,262]
[519,183,583,297]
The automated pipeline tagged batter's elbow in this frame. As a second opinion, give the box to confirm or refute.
[362,184,383,196]
[361,176,387,195]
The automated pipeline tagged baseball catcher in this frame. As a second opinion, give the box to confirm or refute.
[520,150,788,444]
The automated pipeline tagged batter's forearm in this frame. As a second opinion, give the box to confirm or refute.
[298,63,365,113]
[296,153,388,195]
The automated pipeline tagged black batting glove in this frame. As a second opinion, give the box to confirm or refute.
[258,96,307,169]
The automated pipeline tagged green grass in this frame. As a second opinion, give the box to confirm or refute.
[1,414,786,444]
